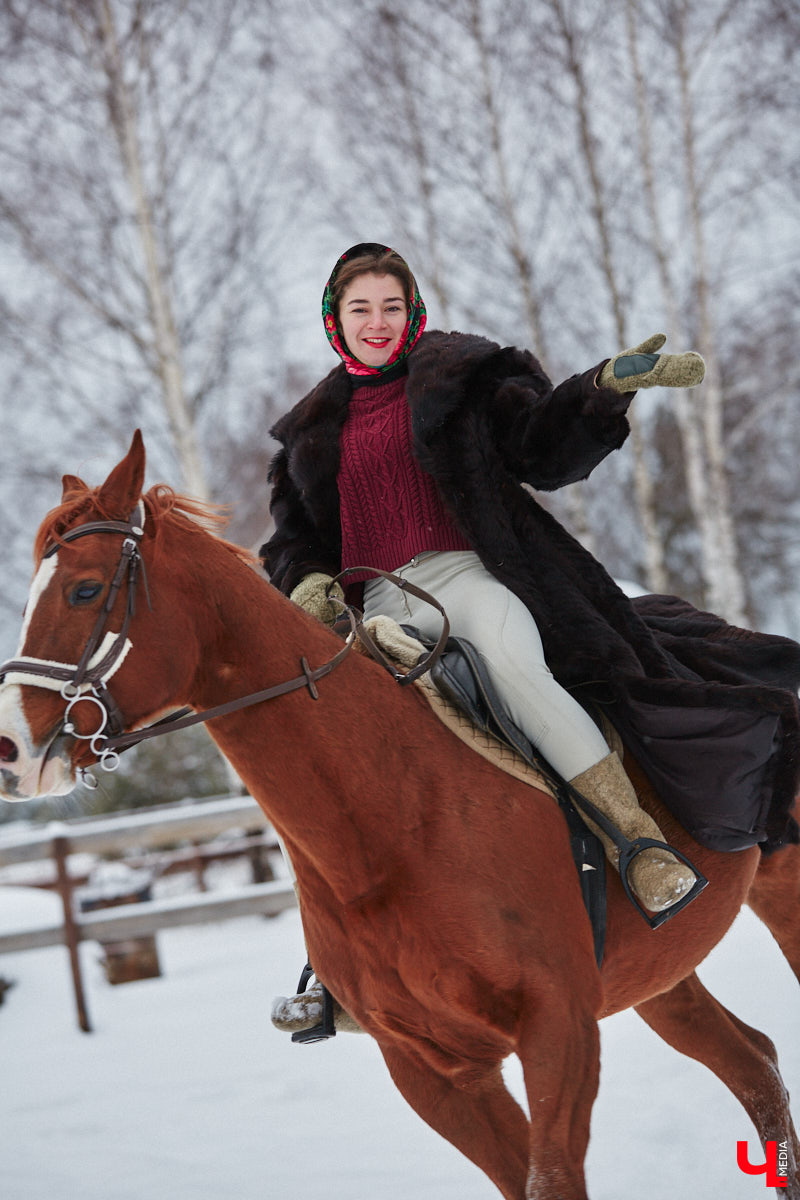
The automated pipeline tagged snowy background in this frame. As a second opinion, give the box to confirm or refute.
[2,886,797,1200]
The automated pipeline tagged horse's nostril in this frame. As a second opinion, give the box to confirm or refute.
[0,736,18,763]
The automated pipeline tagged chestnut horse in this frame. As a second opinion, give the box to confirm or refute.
[0,431,797,1199]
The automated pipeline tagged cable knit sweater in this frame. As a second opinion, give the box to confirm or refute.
[337,375,471,581]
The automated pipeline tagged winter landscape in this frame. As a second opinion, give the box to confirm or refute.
[1,5,798,1197]
[2,877,797,1200]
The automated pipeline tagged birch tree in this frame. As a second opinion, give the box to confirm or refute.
[531,0,668,588]
[658,0,747,623]
[0,0,301,503]
[621,0,799,624]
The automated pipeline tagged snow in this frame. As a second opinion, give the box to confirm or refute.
[1,895,797,1200]
[0,884,62,935]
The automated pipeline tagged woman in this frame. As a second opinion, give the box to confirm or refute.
[264,244,800,1035]
[263,241,719,915]
[265,241,800,886]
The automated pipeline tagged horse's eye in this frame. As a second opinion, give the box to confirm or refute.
[69,581,103,606]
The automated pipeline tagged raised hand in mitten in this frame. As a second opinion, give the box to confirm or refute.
[599,333,705,393]
[289,572,344,626]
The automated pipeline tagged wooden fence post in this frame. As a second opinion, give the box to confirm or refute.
[52,835,91,1033]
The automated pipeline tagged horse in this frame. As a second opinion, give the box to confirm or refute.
[0,429,797,1200]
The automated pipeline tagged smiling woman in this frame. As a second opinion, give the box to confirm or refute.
[261,241,734,929]
[338,275,409,367]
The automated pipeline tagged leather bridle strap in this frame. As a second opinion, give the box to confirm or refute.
[332,565,451,685]
[96,564,455,756]
[65,533,142,694]
[0,532,450,773]
[102,603,360,756]
[0,505,147,719]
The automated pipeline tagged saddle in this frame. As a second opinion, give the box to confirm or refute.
[394,627,704,934]
[400,624,608,967]
[291,605,705,1043]
[290,620,608,1044]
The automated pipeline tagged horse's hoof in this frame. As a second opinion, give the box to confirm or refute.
[629,850,697,912]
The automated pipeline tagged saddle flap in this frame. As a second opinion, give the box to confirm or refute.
[407,627,537,763]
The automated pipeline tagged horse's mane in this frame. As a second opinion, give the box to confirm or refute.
[34,480,256,567]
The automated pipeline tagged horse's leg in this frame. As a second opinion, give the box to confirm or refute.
[378,1044,529,1200]
[516,1008,601,1200]
[635,971,800,1198]
[748,843,800,984]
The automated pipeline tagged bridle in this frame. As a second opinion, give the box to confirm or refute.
[0,506,449,788]
[0,504,150,780]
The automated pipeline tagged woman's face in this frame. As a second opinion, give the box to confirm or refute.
[338,273,409,367]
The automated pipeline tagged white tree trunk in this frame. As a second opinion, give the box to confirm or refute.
[553,0,668,592]
[95,0,209,500]
[674,6,747,623]
[626,0,716,591]
[467,0,546,355]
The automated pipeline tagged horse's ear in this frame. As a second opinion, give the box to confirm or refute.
[97,429,146,518]
[61,473,86,501]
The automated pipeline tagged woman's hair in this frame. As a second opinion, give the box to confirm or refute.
[330,248,415,317]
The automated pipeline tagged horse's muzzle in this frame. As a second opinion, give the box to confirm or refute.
[0,686,76,800]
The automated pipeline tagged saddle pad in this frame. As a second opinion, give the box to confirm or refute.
[414,674,557,796]
[357,615,555,797]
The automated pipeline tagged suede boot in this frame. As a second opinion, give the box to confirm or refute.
[271,979,363,1035]
[569,751,696,912]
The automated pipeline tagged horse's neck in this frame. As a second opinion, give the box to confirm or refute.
[182,538,417,902]
[184,543,335,706]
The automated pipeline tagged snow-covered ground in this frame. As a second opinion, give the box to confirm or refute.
[1,890,797,1200]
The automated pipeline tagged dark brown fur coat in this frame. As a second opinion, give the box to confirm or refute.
[262,331,800,853]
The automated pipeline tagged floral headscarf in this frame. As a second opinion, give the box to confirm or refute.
[322,242,427,377]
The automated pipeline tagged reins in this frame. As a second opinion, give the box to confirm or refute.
[334,565,450,686]
[105,565,452,752]
[104,620,360,756]
[0,510,450,786]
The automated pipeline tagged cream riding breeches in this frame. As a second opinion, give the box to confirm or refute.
[362,550,609,782]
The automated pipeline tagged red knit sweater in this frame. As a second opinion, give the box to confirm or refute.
[337,376,471,581]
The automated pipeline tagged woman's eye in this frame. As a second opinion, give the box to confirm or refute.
[69,582,103,606]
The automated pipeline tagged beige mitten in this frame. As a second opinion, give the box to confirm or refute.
[289,572,344,626]
[599,333,705,393]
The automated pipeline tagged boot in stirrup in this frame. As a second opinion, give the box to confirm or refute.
[569,751,703,916]
[271,964,363,1042]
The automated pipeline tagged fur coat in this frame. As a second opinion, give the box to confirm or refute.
[262,330,800,853]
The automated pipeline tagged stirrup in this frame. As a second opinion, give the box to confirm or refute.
[617,836,708,929]
[290,961,337,1044]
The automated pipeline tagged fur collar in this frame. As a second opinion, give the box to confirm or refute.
[269,329,541,445]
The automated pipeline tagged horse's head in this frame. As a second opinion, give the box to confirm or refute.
[0,431,219,800]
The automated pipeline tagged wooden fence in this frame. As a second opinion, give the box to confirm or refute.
[0,795,297,1031]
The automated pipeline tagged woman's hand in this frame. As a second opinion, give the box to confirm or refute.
[289,572,345,626]
[598,333,705,393]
